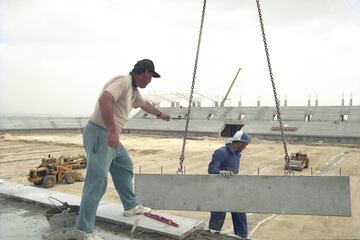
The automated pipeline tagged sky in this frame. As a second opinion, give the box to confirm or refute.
[1,0,360,115]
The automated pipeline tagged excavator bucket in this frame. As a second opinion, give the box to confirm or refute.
[135,174,351,216]
[287,160,303,170]
[285,152,310,171]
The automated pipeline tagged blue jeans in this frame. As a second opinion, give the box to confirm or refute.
[209,211,248,237]
[76,122,138,233]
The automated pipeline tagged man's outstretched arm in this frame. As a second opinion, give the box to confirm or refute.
[141,100,170,121]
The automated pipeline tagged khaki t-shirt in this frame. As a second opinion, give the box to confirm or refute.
[89,74,145,132]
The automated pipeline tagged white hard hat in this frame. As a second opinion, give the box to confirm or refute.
[226,130,250,144]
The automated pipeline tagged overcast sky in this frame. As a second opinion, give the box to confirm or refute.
[1,0,359,115]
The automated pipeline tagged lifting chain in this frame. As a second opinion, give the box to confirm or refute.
[255,0,293,176]
[177,0,207,174]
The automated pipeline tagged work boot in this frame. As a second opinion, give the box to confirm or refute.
[123,204,151,217]
[83,232,104,240]
[238,236,252,240]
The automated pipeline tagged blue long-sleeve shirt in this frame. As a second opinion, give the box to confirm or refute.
[208,144,241,174]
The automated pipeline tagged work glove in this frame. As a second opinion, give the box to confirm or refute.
[219,170,234,177]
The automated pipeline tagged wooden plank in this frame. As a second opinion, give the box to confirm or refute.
[135,174,351,216]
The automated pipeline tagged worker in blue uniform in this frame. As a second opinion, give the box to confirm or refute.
[208,130,250,238]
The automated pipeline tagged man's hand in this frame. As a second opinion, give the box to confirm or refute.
[219,170,234,177]
[140,101,171,122]
[158,112,170,122]
[107,127,119,149]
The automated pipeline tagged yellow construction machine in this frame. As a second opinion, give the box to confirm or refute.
[28,154,86,188]
[284,151,310,171]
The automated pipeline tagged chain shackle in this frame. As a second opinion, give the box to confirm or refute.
[178,0,207,174]
[255,0,293,176]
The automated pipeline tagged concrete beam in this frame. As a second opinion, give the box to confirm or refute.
[135,174,351,216]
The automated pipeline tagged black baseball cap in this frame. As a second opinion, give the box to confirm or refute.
[133,59,161,78]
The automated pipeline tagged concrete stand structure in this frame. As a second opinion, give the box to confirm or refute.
[128,106,360,144]
[135,174,351,216]
[1,104,359,144]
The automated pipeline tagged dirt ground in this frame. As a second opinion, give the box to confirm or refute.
[0,133,359,239]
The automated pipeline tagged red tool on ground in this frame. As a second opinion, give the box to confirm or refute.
[144,212,179,227]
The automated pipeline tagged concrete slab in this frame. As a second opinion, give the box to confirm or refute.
[0,181,81,206]
[0,181,204,239]
[135,174,351,216]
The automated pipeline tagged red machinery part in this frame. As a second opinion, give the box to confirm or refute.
[144,212,179,227]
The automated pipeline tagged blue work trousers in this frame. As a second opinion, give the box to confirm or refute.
[209,211,248,237]
[76,122,138,233]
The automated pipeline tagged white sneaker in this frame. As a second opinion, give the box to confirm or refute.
[84,232,104,240]
[123,204,151,217]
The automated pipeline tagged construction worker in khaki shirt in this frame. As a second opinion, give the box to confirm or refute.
[76,59,170,240]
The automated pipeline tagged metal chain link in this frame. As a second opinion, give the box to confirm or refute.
[177,0,207,174]
[255,0,293,176]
